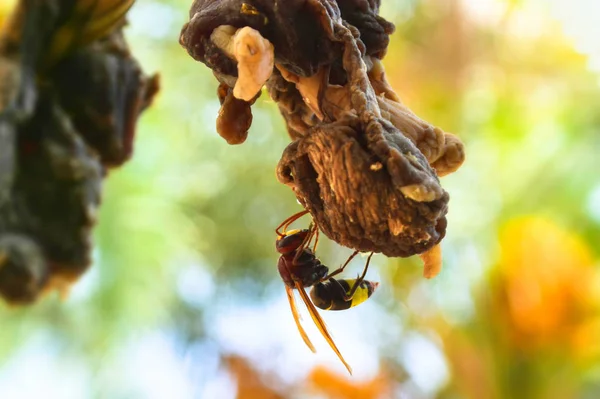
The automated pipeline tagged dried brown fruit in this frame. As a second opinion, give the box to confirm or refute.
[266,69,319,140]
[210,25,273,101]
[277,23,448,258]
[0,1,157,304]
[181,0,464,274]
[181,0,344,78]
[336,0,395,58]
[52,30,159,168]
[10,95,102,274]
[216,82,255,144]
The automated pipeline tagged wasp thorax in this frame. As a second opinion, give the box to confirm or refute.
[294,260,328,287]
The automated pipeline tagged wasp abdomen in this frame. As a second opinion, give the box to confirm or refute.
[310,278,378,311]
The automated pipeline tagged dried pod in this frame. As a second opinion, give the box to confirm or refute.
[180,0,398,145]
[181,0,343,78]
[210,25,274,101]
[0,1,157,305]
[9,95,102,279]
[0,233,47,305]
[275,51,466,178]
[179,1,461,272]
[336,0,395,58]
[277,22,448,258]
[376,96,464,177]
[377,96,446,162]
[266,69,319,140]
[430,132,465,177]
[216,82,255,144]
[277,117,448,257]
[51,30,159,168]
[368,57,465,176]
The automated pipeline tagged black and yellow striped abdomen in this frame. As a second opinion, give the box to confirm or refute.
[310,278,378,311]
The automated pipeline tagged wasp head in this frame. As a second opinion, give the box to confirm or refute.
[276,229,310,255]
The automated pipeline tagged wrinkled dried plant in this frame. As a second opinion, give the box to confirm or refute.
[180,0,465,277]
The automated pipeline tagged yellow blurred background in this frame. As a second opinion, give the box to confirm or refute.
[1,0,599,398]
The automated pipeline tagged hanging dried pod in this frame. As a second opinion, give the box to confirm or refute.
[0,0,157,304]
[277,23,448,258]
[12,96,103,277]
[180,0,465,276]
[51,30,159,168]
[215,82,258,145]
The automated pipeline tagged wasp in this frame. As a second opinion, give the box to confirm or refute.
[276,210,378,374]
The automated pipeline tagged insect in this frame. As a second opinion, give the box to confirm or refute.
[310,278,379,311]
[276,210,378,374]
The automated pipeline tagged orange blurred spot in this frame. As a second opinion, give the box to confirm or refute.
[570,317,600,362]
[224,355,285,399]
[308,365,392,399]
[494,216,598,352]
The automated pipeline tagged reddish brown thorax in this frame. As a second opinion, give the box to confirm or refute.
[276,229,328,288]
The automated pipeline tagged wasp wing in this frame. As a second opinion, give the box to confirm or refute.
[295,280,352,375]
[285,285,316,353]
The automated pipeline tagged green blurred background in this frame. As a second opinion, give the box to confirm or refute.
[1,0,600,398]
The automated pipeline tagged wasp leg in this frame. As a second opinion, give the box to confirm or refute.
[343,252,374,301]
[312,224,320,253]
[320,250,360,282]
[292,223,317,265]
[275,209,310,236]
